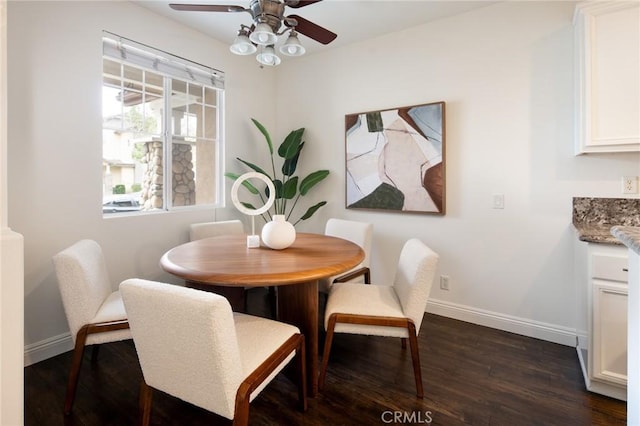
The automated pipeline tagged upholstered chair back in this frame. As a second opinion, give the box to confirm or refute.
[120,279,244,420]
[325,218,373,269]
[319,218,373,292]
[392,238,439,334]
[53,239,114,343]
[189,220,244,241]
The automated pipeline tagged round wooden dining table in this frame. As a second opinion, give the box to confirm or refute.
[160,232,365,396]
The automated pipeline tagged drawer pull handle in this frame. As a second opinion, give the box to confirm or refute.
[623,268,628,272]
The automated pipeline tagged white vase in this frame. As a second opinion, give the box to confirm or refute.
[261,215,296,250]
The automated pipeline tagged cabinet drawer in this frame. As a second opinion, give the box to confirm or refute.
[592,254,629,282]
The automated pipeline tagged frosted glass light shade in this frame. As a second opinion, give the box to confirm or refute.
[230,34,257,55]
[249,22,277,46]
[256,46,281,66]
[279,33,305,57]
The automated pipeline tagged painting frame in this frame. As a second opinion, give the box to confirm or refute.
[345,101,446,215]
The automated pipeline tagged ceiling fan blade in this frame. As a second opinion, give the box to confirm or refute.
[169,4,248,13]
[286,0,323,8]
[287,14,336,45]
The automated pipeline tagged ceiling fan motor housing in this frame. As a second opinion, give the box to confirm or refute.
[250,0,285,33]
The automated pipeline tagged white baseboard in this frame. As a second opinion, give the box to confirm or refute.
[577,331,588,350]
[24,299,577,366]
[426,298,577,346]
[24,332,73,367]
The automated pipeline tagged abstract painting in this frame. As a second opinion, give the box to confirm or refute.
[345,101,445,214]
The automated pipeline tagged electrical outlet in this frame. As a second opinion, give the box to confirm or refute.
[440,275,450,291]
[622,176,639,194]
[492,194,504,209]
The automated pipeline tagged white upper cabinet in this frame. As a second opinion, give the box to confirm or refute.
[574,1,640,154]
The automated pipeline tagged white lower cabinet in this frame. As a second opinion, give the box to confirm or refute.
[576,242,628,400]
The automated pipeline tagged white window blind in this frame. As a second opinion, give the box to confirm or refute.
[102,31,224,89]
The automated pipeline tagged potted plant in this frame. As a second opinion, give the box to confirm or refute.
[225,118,329,226]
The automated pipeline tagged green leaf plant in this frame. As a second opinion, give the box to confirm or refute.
[225,118,330,226]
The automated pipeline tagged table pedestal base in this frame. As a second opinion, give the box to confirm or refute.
[278,280,319,397]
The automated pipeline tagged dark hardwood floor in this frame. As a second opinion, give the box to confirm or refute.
[25,288,626,425]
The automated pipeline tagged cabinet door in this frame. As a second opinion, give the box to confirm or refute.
[592,280,628,385]
[574,2,640,154]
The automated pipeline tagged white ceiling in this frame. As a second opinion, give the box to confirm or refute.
[133,0,498,56]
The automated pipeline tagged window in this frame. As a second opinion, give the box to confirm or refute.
[102,32,225,215]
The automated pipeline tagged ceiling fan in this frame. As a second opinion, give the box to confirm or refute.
[169,0,337,66]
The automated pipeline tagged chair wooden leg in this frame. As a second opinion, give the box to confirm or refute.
[318,315,337,391]
[64,326,89,415]
[407,323,424,398]
[296,335,308,411]
[139,380,153,426]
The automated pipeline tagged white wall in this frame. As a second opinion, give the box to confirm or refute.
[8,1,640,366]
[274,1,640,344]
[7,0,277,364]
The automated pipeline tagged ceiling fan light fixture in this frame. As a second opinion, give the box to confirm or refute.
[170,1,337,67]
[230,28,257,55]
[279,31,305,57]
[256,45,281,66]
[249,22,277,46]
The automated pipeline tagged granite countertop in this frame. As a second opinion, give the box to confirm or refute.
[574,223,623,245]
[573,197,640,245]
[611,226,640,255]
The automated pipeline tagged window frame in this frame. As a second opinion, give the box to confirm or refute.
[102,32,226,217]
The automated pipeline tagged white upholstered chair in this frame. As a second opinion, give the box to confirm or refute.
[189,219,244,241]
[318,218,373,293]
[52,239,132,415]
[318,238,439,398]
[120,279,307,426]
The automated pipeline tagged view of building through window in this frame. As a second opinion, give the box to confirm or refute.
[102,34,224,215]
